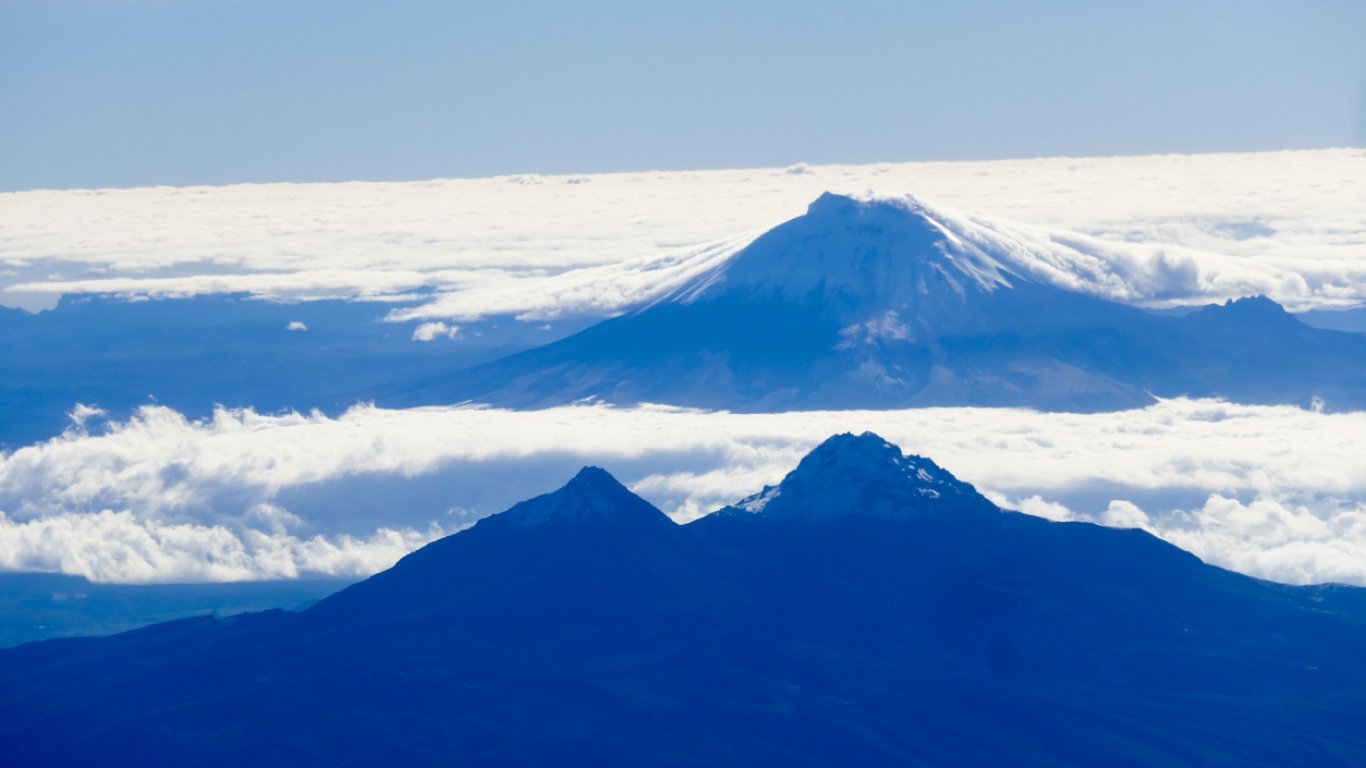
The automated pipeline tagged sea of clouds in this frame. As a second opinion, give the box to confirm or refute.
[2,150,1365,586]
[3,149,1365,316]
[1,400,1363,586]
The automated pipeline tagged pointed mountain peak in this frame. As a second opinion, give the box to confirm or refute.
[564,465,624,491]
[723,432,996,521]
[499,466,673,529]
[802,430,906,465]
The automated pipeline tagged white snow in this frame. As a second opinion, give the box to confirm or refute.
[694,193,1016,305]
[737,485,781,514]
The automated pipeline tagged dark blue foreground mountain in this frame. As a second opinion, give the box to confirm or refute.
[2,433,1365,766]
[389,193,1366,412]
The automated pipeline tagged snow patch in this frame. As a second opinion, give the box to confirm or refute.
[738,485,781,514]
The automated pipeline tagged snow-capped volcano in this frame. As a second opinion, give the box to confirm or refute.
[388,192,1366,413]
[671,192,1016,311]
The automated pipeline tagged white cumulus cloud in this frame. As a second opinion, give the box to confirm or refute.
[411,321,459,341]
[0,509,444,584]
[0,399,1364,585]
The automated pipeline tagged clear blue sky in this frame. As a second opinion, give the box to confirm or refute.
[3,0,1364,191]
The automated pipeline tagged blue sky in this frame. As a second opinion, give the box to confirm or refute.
[2,0,1365,191]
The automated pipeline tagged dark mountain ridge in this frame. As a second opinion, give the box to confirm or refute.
[2,433,1365,766]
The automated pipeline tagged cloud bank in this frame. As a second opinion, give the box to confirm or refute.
[3,149,1365,316]
[1,400,1363,585]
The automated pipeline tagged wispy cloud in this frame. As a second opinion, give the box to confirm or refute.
[1,400,1363,584]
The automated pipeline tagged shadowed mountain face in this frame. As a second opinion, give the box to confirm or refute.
[2,433,1365,766]
[389,193,1366,413]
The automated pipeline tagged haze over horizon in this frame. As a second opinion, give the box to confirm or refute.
[3,0,1364,192]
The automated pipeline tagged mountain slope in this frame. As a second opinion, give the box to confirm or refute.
[388,193,1366,412]
[1,434,1365,766]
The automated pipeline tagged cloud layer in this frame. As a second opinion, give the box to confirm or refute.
[1,400,1363,585]
[3,149,1365,315]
